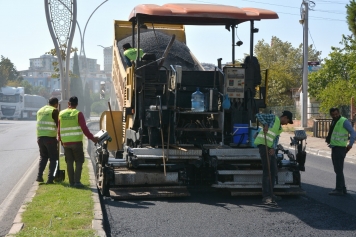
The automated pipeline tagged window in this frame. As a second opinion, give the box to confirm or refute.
[0,94,20,103]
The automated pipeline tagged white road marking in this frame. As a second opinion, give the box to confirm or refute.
[0,157,38,221]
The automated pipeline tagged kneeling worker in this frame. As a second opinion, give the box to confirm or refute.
[122,43,144,67]
[58,96,98,187]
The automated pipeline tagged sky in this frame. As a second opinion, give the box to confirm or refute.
[0,0,350,71]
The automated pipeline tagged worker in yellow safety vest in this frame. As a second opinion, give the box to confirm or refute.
[58,96,98,187]
[122,43,144,67]
[254,110,293,204]
[36,97,59,184]
[325,107,355,196]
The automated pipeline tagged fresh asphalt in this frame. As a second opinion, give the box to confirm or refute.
[7,122,356,236]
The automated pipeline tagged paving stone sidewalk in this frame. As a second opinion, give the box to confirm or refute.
[279,131,356,163]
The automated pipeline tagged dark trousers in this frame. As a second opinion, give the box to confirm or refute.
[64,142,85,185]
[124,55,132,67]
[258,144,277,198]
[331,146,347,191]
[37,137,58,181]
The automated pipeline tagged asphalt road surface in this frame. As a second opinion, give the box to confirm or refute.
[0,120,38,236]
[88,124,356,237]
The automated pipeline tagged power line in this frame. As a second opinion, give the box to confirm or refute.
[189,0,345,17]
[312,9,344,14]
[273,11,345,21]
[316,0,349,4]
[238,0,345,14]
[308,28,318,52]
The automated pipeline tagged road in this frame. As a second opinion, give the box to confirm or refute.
[0,120,38,236]
[91,135,356,236]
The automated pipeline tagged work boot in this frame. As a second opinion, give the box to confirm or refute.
[262,196,273,204]
[74,182,84,188]
[36,176,44,182]
[46,180,54,184]
[328,189,344,196]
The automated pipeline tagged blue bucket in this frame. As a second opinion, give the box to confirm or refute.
[233,124,248,145]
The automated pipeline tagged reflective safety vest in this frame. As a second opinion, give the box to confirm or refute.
[59,108,83,143]
[37,105,57,137]
[254,116,283,148]
[330,117,348,147]
[124,48,144,61]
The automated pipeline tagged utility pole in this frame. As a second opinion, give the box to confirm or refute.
[301,0,309,128]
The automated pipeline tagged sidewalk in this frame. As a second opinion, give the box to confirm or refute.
[279,131,356,162]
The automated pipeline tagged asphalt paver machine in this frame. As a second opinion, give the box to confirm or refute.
[94,3,307,199]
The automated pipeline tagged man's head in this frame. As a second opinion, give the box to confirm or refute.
[280,110,293,125]
[329,107,341,121]
[68,96,78,108]
[48,97,59,108]
[123,43,132,51]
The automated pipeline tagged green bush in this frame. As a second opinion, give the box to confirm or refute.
[91,100,107,115]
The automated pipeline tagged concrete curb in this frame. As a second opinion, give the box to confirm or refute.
[7,136,106,237]
[87,156,106,237]
[84,133,107,237]
[6,182,39,236]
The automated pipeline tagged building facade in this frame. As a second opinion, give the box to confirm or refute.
[19,54,108,98]
[102,46,113,73]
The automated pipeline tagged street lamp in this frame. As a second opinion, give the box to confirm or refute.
[56,0,109,85]
[97,45,111,72]
[44,0,77,101]
[53,0,109,117]
[80,0,109,85]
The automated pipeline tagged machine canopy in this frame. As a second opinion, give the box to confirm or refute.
[129,3,279,25]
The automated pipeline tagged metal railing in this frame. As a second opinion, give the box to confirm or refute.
[313,119,332,138]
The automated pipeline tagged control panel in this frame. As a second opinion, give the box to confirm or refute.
[224,67,245,98]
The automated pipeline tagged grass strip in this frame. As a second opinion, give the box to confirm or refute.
[16,156,95,237]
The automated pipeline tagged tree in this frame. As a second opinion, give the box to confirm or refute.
[0,56,22,87]
[70,52,84,112]
[20,80,34,94]
[46,45,77,79]
[308,36,356,113]
[46,45,77,100]
[91,100,107,115]
[84,82,92,118]
[346,0,356,37]
[308,1,356,114]
[254,36,321,106]
[7,80,22,87]
[33,86,51,99]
